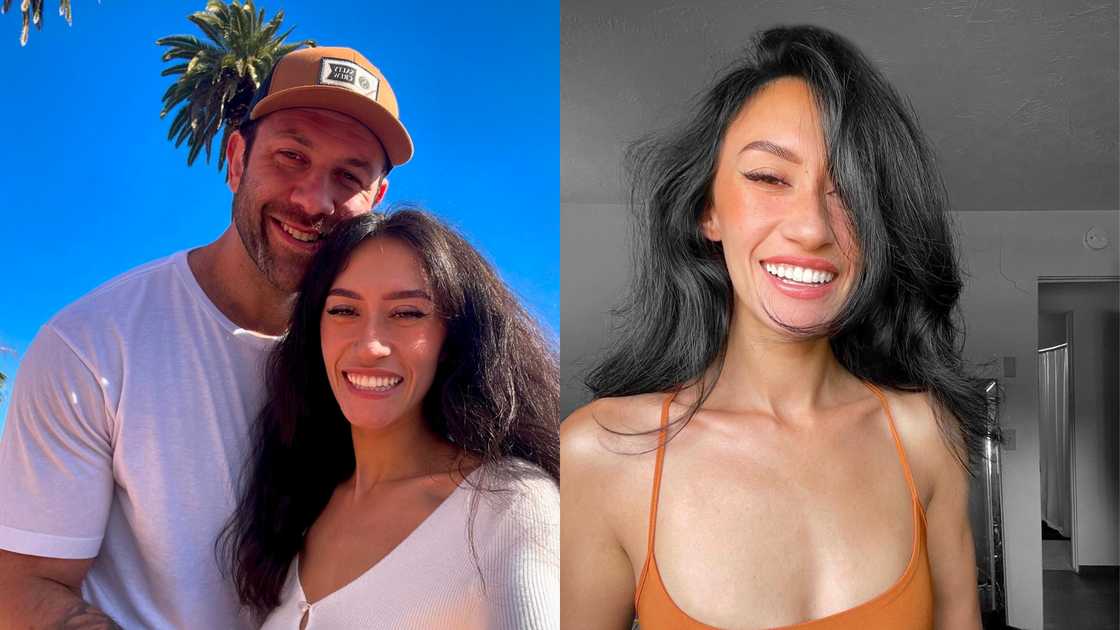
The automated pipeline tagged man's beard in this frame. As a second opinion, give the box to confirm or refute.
[231,185,310,294]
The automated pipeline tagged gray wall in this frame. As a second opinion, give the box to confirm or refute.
[1039,282,1120,568]
[953,211,1119,627]
[561,2,1119,628]
[562,0,1119,208]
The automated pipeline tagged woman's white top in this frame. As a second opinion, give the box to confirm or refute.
[260,460,559,630]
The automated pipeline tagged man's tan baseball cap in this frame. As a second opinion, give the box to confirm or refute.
[246,46,413,166]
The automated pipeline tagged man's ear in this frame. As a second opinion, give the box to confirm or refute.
[700,208,723,242]
[372,177,389,207]
[226,130,247,193]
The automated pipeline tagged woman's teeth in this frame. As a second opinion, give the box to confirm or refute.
[345,373,402,392]
[280,222,319,242]
[764,263,836,285]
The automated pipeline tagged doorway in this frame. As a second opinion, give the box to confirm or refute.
[1037,279,1119,630]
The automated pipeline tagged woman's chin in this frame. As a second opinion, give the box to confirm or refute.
[768,308,834,333]
[342,413,400,433]
[337,401,404,432]
[741,298,837,338]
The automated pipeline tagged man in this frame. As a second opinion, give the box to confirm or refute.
[0,46,411,628]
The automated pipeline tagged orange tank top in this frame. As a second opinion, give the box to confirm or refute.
[634,381,934,629]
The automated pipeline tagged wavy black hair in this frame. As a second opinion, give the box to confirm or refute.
[219,209,559,618]
[586,25,997,469]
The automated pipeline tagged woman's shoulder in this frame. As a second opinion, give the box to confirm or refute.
[560,394,670,539]
[561,393,670,466]
[464,459,559,570]
[874,385,969,504]
[472,459,558,531]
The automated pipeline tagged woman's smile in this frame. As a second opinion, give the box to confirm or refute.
[758,256,841,300]
[342,369,405,398]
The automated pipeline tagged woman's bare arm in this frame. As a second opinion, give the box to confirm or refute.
[919,396,983,630]
[561,403,639,630]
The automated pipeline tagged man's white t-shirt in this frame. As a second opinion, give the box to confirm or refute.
[0,251,278,628]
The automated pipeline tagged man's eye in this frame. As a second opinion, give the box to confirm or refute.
[279,150,304,162]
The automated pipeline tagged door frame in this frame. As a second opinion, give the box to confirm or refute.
[1037,275,1120,572]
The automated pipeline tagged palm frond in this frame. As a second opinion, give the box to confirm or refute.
[157,0,314,170]
[0,344,14,405]
[7,0,70,46]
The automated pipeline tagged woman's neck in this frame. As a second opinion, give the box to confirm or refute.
[345,415,463,500]
[704,308,854,418]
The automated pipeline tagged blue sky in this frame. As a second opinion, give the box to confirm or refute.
[0,1,558,423]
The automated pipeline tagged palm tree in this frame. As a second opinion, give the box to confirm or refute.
[157,0,314,171]
[0,345,12,405]
[2,0,72,46]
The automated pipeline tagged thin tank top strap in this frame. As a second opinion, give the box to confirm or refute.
[862,381,923,506]
[644,391,675,560]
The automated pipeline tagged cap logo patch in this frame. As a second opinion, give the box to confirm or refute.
[327,63,355,83]
[318,57,379,99]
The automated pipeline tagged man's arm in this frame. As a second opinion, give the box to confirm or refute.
[0,551,122,629]
[0,327,119,629]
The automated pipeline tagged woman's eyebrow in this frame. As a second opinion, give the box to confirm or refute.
[327,288,362,300]
[739,139,803,165]
[383,289,432,301]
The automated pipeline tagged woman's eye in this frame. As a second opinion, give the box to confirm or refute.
[326,305,357,317]
[392,310,427,320]
[744,172,787,186]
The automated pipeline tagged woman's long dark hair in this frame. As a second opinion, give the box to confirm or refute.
[219,209,558,618]
[586,24,997,469]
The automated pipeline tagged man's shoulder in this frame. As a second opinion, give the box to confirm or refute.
[48,252,186,335]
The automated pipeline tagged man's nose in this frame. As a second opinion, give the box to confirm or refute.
[289,171,335,220]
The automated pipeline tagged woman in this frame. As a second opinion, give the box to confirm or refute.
[562,25,993,629]
[220,209,559,628]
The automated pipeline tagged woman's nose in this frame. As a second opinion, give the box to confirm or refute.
[779,189,836,250]
[355,328,391,359]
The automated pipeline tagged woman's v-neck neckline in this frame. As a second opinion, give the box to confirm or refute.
[294,466,482,609]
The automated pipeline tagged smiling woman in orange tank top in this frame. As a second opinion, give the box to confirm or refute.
[562,26,994,630]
